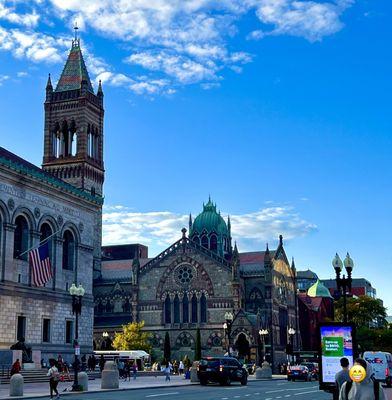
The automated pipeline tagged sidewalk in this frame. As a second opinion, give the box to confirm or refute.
[0,375,193,399]
[0,373,288,399]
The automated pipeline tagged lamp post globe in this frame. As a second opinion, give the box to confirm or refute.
[69,283,84,391]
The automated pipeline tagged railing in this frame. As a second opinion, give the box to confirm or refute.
[0,364,10,378]
[141,236,231,273]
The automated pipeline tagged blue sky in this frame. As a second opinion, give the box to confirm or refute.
[1,1,391,310]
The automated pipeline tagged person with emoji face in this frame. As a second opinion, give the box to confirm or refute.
[339,358,386,400]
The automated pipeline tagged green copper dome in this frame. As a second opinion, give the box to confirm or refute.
[190,198,229,236]
[307,279,333,298]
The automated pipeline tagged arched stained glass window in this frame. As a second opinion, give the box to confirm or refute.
[164,295,171,324]
[191,293,198,323]
[174,294,180,323]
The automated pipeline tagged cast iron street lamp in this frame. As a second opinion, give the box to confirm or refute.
[332,253,354,323]
[258,328,269,365]
[223,311,234,356]
[69,283,85,391]
[287,327,296,364]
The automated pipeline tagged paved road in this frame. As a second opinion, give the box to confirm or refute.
[58,380,330,400]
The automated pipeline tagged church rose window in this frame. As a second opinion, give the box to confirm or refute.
[174,264,195,287]
[212,336,222,347]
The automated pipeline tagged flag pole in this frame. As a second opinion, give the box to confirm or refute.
[17,229,61,259]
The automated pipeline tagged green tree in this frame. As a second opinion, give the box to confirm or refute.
[164,332,171,363]
[112,321,152,353]
[194,328,201,361]
[335,295,387,327]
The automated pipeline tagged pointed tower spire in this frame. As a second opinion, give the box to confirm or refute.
[234,241,238,255]
[264,242,271,265]
[291,256,296,274]
[55,34,94,93]
[189,213,193,231]
[45,73,53,101]
[97,79,103,95]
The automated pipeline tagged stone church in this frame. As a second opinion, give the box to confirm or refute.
[0,37,104,362]
[94,199,299,370]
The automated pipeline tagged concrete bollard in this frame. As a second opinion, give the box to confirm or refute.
[255,367,263,379]
[259,361,272,379]
[190,361,199,383]
[10,373,24,397]
[78,371,88,391]
[101,361,119,389]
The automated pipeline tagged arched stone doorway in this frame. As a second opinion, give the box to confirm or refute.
[235,333,250,360]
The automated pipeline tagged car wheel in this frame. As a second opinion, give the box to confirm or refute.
[241,377,248,386]
[200,379,207,386]
[387,377,392,388]
[225,377,231,386]
[287,377,291,381]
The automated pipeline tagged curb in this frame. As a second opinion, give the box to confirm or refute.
[1,377,287,399]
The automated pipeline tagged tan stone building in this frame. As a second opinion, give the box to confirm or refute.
[0,37,104,363]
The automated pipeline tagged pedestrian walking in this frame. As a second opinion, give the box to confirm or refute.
[47,359,60,399]
[10,359,21,376]
[124,360,131,381]
[334,358,351,400]
[179,360,184,375]
[99,355,105,372]
[339,358,386,400]
[164,364,171,382]
[132,362,138,380]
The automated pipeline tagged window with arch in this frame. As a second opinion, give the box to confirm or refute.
[62,230,75,270]
[201,235,208,249]
[200,293,207,323]
[192,235,200,245]
[40,222,53,260]
[191,293,198,323]
[210,234,217,251]
[246,288,265,312]
[182,293,189,323]
[13,215,29,260]
[164,295,171,324]
[173,294,180,323]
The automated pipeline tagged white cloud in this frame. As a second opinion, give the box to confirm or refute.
[0,0,354,94]
[0,27,68,63]
[251,0,352,42]
[16,71,28,77]
[102,204,317,254]
[0,74,9,86]
[0,1,39,27]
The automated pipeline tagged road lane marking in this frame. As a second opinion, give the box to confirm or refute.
[145,392,180,398]
[266,389,285,393]
[293,390,320,396]
[285,395,291,398]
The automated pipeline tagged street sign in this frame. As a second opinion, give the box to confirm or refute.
[318,322,357,391]
[75,345,80,356]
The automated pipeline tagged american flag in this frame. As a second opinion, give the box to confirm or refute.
[29,242,52,287]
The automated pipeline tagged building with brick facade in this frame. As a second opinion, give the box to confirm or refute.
[93,200,299,370]
[0,37,104,363]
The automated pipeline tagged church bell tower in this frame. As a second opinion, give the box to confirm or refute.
[42,34,104,196]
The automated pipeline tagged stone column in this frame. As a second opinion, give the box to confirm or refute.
[2,223,13,281]
[178,293,184,324]
[197,293,201,323]
[54,237,63,290]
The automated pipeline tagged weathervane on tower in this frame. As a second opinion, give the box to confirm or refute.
[73,21,79,46]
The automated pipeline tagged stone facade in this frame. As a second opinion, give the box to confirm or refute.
[0,38,104,364]
[94,218,299,372]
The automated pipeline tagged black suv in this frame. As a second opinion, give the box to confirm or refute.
[198,357,248,386]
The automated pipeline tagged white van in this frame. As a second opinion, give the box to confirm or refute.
[363,351,392,386]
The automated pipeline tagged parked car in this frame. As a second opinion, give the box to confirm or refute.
[364,351,392,387]
[300,362,318,380]
[197,357,248,386]
[287,365,311,381]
